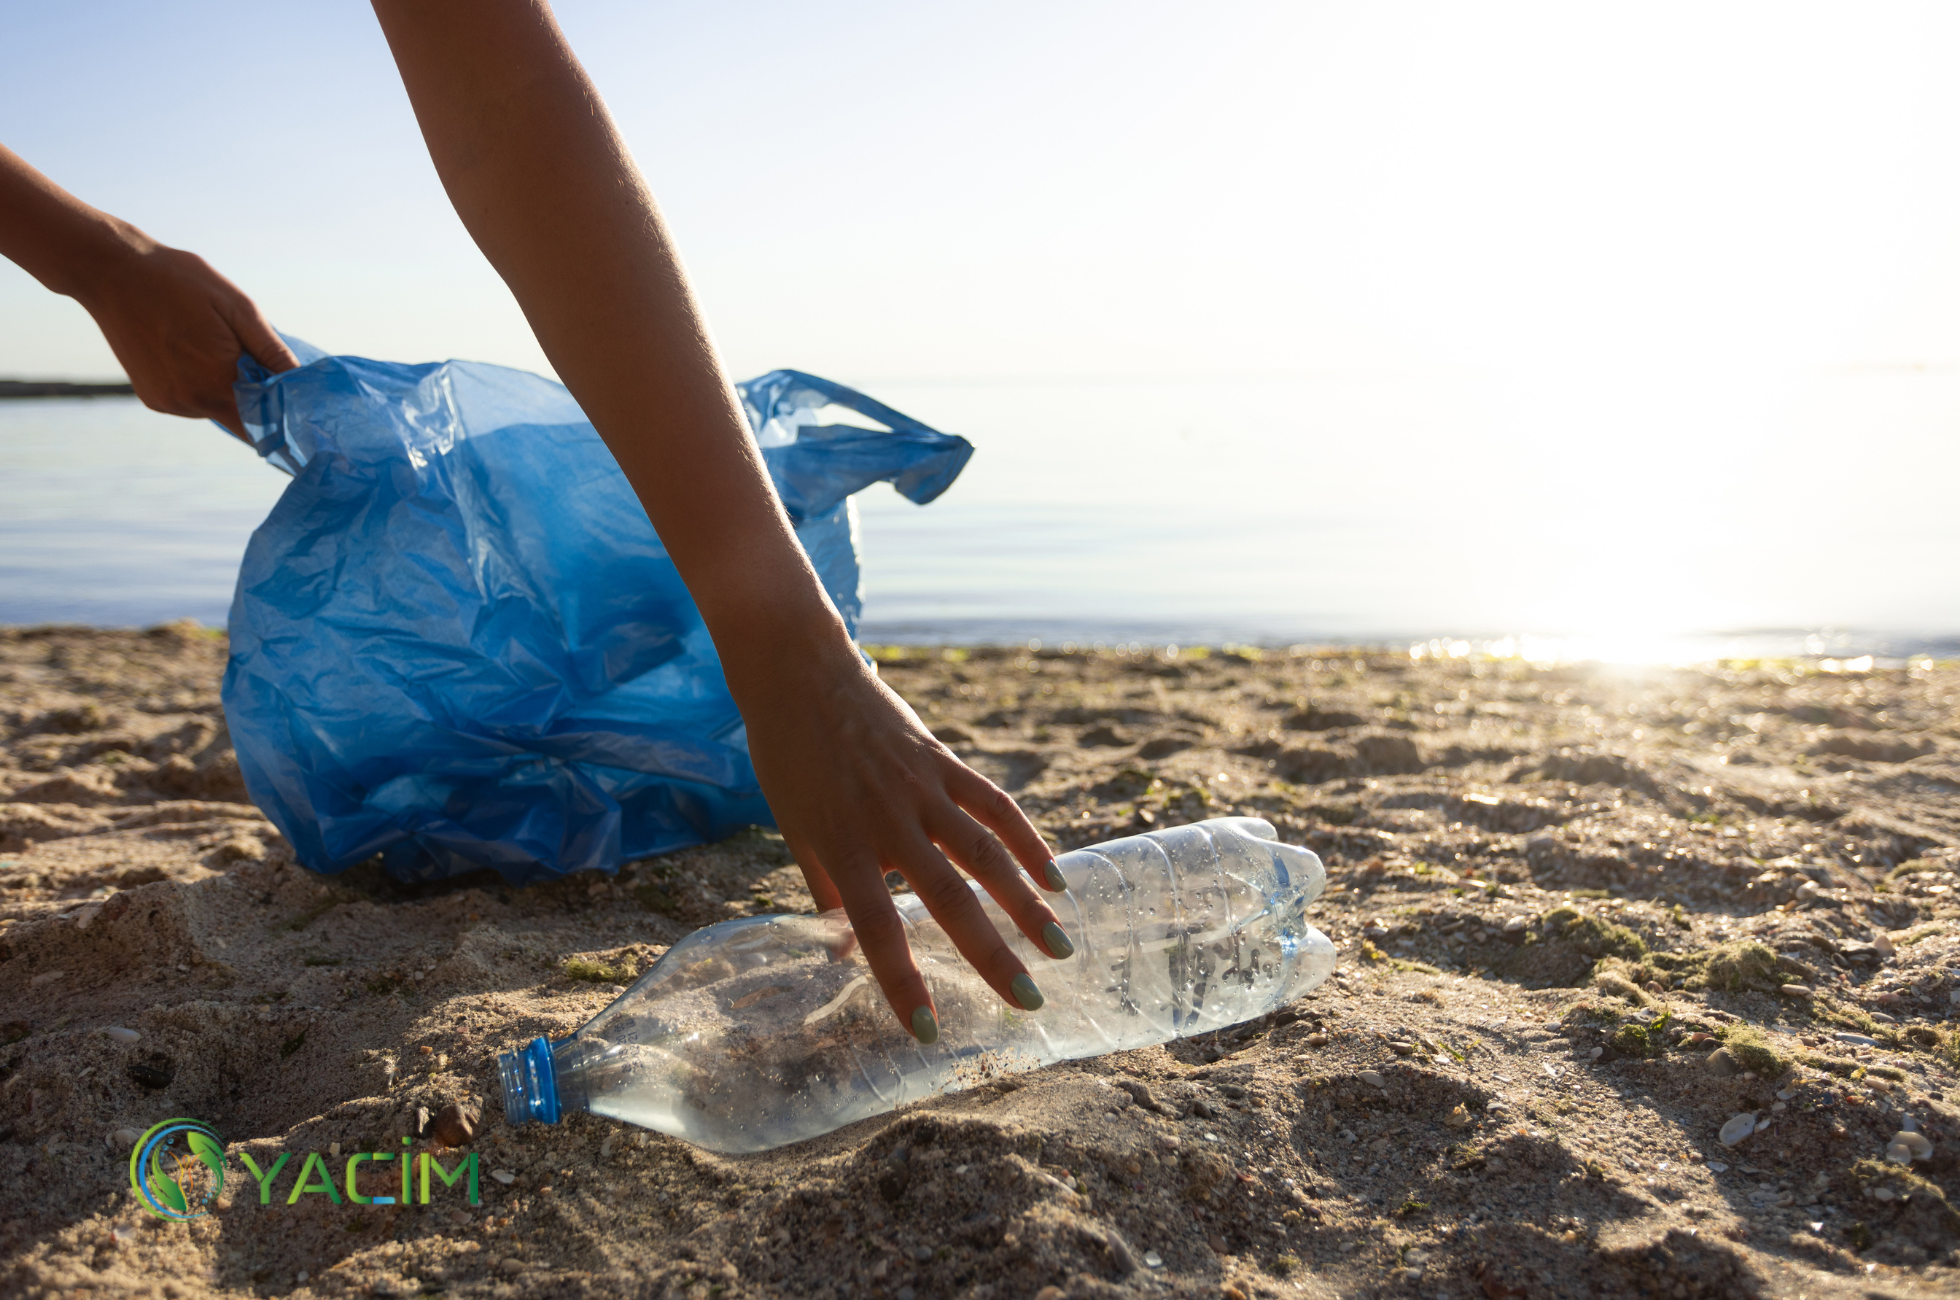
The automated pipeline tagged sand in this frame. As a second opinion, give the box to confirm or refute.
[4,624,1960,1299]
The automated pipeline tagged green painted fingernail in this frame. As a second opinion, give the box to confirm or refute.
[1043,921,1075,960]
[910,1006,939,1045]
[1042,860,1068,891]
[1010,973,1045,1011]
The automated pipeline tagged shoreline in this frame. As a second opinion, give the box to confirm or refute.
[0,380,135,399]
[4,624,1959,1297]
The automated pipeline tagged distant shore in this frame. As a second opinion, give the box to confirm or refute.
[0,379,134,398]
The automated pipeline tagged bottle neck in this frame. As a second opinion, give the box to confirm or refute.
[500,1036,582,1126]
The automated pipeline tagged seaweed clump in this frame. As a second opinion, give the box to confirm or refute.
[1678,939,1781,994]
[1598,1002,1673,1058]
[1716,1024,1789,1077]
[1539,907,1647,961]
[565,956,637,984]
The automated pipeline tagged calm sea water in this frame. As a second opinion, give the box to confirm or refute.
[5,374,1959,658]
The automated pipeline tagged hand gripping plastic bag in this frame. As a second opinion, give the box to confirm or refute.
[222,338,971,885]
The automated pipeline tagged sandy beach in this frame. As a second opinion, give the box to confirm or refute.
[4,624,1960,1299]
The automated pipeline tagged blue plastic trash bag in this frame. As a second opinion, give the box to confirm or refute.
[222,338,971,885]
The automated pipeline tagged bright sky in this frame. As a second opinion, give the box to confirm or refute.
[10,2,1960,381]
[6,3,1960,641]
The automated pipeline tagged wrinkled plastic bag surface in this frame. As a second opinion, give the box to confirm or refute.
[223,338,971,884]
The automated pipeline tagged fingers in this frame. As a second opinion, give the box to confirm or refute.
[225,295,300,375]
[927,802,1072,961]
[783,831,846,914]
[896,835,1045,1014]
[211,286,298,440]
[828,859,936,1044]
[943,759,1062,892]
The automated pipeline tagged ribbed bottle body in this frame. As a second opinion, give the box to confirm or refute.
[535,817,1332,1153]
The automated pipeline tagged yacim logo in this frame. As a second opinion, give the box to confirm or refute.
[128,1118,481,1221]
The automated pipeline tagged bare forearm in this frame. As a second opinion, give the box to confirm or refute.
[0,145,144,300]
[368,0,844,659]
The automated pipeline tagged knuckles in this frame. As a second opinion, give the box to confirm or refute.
[917,867,983,916]
[959,826,1012,878]
[849,904,909,950]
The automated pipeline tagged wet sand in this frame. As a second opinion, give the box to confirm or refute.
[4,624,1960,1298]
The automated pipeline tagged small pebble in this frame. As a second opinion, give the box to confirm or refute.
[498,1259,525,1276]
[490,1169,516,1185]
[1142,1250,1164,1269]
[107,1127,140,1150]
[1889,1131,1933,1162]
[1873,1186,1896,1202]
[329,1142,341,1158]
[1706,1161,1729,1173]
[1305,1033,1329,1048]
[1444,1104,1471,1128]
[1873,933,1897,957]
[1503,916,1528,933]
[1588,1047,1603,1060]
[1358,1070,1387,1089]
[430,1102,477,1148]
[1779,984,1813,999]
[1718,1114,1756,1146]
[105,1027,140,1045]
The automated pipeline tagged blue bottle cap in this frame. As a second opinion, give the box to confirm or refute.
[499,1036,562,1125]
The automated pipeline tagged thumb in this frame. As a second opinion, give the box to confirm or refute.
[226,297,301,374]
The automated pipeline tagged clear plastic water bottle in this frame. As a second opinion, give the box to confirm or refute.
[499,816,1334,1153]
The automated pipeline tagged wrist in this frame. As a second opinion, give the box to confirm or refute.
[49,215,154,305]
[711,595,861,691]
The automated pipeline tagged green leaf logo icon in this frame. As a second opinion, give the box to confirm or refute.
[129,1119,225,1222]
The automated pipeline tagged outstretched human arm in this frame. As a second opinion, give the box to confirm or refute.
[368,0,1072,1040]
[0,144,296,439]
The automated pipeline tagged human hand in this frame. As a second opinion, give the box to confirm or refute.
[733,635,1073,1043]
[0,144,296,440]
[72,239,297,440]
